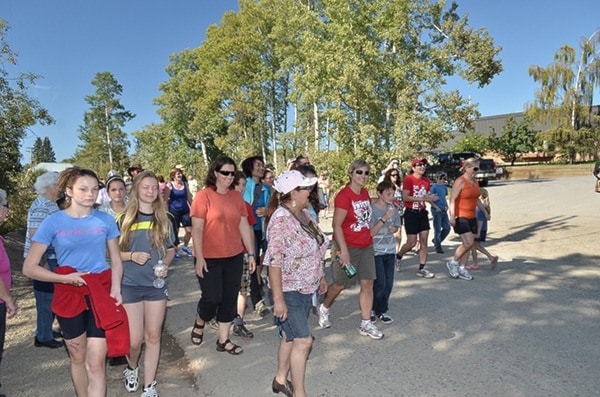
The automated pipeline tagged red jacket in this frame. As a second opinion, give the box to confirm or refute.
[53,266,130,357]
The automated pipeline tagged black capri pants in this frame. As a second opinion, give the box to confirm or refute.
[195,253,243,323]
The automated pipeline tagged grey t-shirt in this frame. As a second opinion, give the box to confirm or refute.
[120,212,175,287]
[369,203,402,256]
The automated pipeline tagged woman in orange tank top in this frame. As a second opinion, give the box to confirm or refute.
[446,158,490,281]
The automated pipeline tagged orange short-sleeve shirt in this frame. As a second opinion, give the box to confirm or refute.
[190,188,248,259]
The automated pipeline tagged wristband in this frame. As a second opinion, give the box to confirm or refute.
[247,253,255,257]
[379,218,385,224]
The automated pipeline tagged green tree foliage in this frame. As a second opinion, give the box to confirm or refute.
[527,30,600,163]
[451,132,490,154]
[31,136,56,164]
[149,0,501,187]
[73,71,135,177]
[0,20,53,193]
[489,116,537,165]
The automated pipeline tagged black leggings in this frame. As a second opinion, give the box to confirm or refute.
[196,254,243,323]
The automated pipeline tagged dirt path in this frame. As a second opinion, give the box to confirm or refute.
[2,175,599,396]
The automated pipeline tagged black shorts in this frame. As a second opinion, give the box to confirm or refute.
[57,297,105,340]
[453,217,478,235]
[403,209,430,235]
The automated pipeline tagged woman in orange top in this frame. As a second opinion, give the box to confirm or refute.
[189,156,256,355]
[446,158,490,281]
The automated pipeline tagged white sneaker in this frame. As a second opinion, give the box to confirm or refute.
[446,260,459,278]
[141,380,158,397]
[457,266,473,281]
[123,366,139,392]
[359,321,384,340]
[318,304,331,329]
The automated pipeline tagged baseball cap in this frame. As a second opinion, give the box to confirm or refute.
[273,170,317,195]
[411,158,428,167]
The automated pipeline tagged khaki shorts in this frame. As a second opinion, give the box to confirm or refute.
[331,241,376,287]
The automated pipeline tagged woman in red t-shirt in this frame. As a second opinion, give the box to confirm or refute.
[317,159,384,340]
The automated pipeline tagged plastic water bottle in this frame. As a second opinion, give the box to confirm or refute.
[335,250,357,278]
[153,260,165,289]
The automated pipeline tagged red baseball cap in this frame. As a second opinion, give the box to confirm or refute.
[411,158,428,167]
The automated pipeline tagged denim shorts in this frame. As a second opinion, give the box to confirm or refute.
[279,291,312,341]
[121,284,168,304]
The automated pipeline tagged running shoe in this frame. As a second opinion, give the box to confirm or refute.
[378,313,394,324]
[416,269,435,278]
[123,366,139,392]
[141,380,158,397]
[457,266,473,280]
[318,304,331,329]
[446,260,459,278]
[181,246,193,256]
[359,321,384,340]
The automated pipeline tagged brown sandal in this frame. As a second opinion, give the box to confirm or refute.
[191,320,205,346]
[216,338,243,355]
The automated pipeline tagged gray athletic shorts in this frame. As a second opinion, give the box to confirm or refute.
[121,284,168,304]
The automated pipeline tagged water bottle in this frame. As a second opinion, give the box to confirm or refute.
[335,250,357,278]
[153,260,165,289]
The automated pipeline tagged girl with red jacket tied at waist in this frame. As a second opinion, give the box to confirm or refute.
[23,167,127,397]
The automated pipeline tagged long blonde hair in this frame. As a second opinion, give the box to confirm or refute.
[118,171,172,257]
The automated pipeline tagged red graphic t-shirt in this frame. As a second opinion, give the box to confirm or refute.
[333,185,373,248]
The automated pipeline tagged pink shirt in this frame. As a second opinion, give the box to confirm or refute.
[0,236,12,304]
[264,207,328,294]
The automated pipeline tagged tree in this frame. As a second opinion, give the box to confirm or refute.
[490,116,537,165]
[451,132,490,154]
[73,72,135,176]
[31,136,56,164]
[527,30,600,162]
[0,20,53,192]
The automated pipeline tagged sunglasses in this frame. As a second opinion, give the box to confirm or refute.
[439,176,447,180]
[275,317,284,339]
[217,170,235,177]
[470,167,480,172]
[355,170,370,175]
[414,163,425,167]
[296,186,313,191]
[390,173,399,177]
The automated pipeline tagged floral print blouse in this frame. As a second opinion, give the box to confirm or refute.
[264,206,328,294]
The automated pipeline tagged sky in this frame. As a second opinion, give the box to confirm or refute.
[1,0,599,162]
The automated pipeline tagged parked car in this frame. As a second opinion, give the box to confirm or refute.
[425,152,497,186]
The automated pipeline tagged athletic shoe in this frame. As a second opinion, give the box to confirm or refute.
[457,266,473,281]
[359,321,384,340]
[435,246,444,254]
[174,251,181,259]
[378,313,393,324]
[254,300,270,317]
[123,366,139,392]
[466,264,480,271]
[318,304,331,329]
[141,380,158,397]
[446,260,459,278]
[395,257,402,272]
[181,246,193,256]
[491,256,499,270]
[370,311,377,322]
[416,269,435,278]
[232,323,254,339]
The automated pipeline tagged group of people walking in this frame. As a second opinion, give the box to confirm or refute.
[1,152,500,397]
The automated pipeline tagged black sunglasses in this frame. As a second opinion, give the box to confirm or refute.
[296,186,313,191]
[355,170,370,175]
[390,173,399,177]
[217,170,235,177]
[471,167,480,172]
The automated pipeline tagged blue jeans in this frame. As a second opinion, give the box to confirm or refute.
[432,211,451,248]
[34,289,55,342]
[372,254,395,315]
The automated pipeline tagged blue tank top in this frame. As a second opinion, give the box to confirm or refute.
[168,182,189,213]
